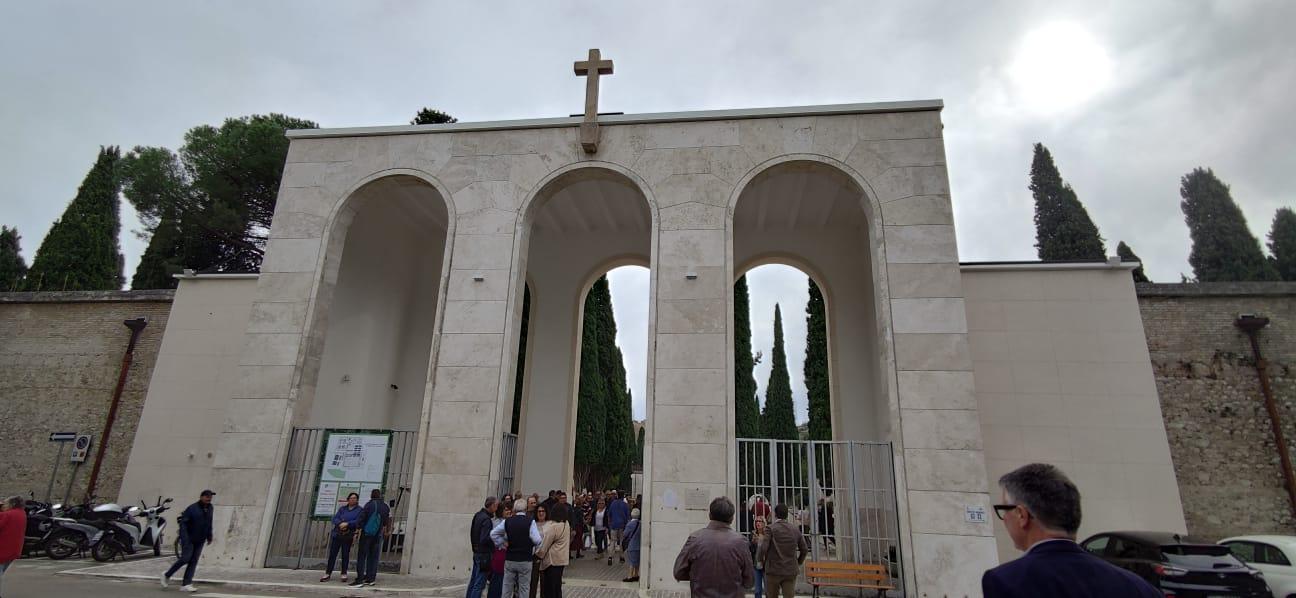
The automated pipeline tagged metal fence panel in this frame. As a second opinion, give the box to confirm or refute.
[265,428,418,571]
[497,433,518,497]
[736,438,904,594]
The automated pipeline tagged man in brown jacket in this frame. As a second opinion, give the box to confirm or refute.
[756,504,808,598]
[673,497,754,598]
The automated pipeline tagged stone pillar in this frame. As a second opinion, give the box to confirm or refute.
[407,225,516,576]
[203,179,334,566]
[646,215,732,588]
[880,165,999,594]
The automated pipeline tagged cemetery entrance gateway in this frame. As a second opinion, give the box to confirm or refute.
[736,438,904,594]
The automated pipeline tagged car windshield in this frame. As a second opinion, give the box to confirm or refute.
[1162,545,1245,569]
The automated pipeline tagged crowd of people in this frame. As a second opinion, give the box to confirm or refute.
[468,489,642,598]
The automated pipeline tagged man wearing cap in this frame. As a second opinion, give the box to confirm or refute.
[161,490,215,593]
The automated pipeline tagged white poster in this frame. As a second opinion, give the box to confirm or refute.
[314,432,390,517]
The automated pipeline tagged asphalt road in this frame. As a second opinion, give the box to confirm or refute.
[3,556,313,598]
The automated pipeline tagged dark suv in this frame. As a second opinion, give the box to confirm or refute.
[1080,531,1271,597]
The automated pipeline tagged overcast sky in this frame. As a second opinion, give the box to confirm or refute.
[4,1,1293,422]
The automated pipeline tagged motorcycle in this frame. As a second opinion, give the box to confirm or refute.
[44,497,112,560]
[92,497,172,562]
[21,495,56,557]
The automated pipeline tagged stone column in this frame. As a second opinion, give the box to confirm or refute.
[879,165,999,595]
[645,183,733,588]
[407,223,516,577]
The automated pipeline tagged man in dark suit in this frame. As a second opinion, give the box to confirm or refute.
[982,463,1161,598]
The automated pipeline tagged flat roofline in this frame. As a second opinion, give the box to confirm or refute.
[960,260,1141,272]
[286,99,944,140]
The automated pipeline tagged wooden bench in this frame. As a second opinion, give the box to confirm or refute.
[805,561,895,598]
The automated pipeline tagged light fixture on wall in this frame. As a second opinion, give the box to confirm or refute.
[472,272,485,282]
[685,270,698,280]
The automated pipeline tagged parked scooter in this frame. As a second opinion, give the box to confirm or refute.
[92,497,172,561]
[44,497,111,560]
[21,494,56,557]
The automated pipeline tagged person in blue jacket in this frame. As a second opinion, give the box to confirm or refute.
[606,491,630,565]
[349,489,392,588]
[320,492,363,583]
[161,489,215,592]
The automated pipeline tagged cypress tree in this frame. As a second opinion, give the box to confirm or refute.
[761,304,798,440]
[573,285,607,483]
[1116,241,1150,283]
[1180,168,1279,282]
[591,275,634,484]
[804,278,831,441]
[1030,143,1106,261]
[25,147,124,291]
[734,276,761,438]
[0,226,27,291]
[1268,208,1296,281]
[509,285,531,434]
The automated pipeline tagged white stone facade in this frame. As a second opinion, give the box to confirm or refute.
[184,101,1003,594]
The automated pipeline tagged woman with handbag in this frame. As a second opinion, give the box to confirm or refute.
[319,493,362,583]
[536,504,570,598]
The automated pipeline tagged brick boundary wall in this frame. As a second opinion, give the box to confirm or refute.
[1137,282,1296,539]
[0,290,173,504]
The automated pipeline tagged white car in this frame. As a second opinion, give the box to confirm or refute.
[1221,535,1296,598]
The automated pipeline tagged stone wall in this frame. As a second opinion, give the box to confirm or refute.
[1137,282,1296,539]
[0,290,173,504]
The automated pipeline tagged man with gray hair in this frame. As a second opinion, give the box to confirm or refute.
[673,496,754,598]
[0,496,27,597]
[491,498,542,598]
[982,463,1160,597]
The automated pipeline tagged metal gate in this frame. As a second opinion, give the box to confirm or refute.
[265,428,419,570]
[736,439,904,593]
[497,432,518,496]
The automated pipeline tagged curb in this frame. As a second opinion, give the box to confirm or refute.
[59,564,466,596]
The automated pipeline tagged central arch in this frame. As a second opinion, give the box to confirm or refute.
[501,164,658,497]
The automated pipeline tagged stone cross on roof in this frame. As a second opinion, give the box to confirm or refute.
[574,48,613,154]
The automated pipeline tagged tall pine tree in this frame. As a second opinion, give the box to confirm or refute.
[410,108,457,125]
[804,278,831,441]
[1268,208,1296,281]
[634,425,645,467]
[25,147,124,291]
[1030,143,1106,261]
[1180,168,1278,282]
[1116,241,1150,283]
[0,226,27,291]
[734,276,762,438]
[761,304,798,440]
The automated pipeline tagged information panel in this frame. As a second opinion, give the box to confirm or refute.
[312,431,391,518]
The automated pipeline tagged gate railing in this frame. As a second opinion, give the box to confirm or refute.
[265,428,419,571]
[497,432,518,497]
[736,439,903,593]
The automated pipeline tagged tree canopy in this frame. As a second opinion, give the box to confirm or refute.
[1268,207,1296,281]
[573,275,635,490]
[411,108,457,125]
[1180,167,1278,282]
[24,147,124,291]
[0,226,27,291]
[121,114,318,288]
[1116,241,1150,283]
[1030,143,1106,261]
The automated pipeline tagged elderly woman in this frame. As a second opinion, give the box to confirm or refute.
[621,508,642,583]
[537,503,570,598]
